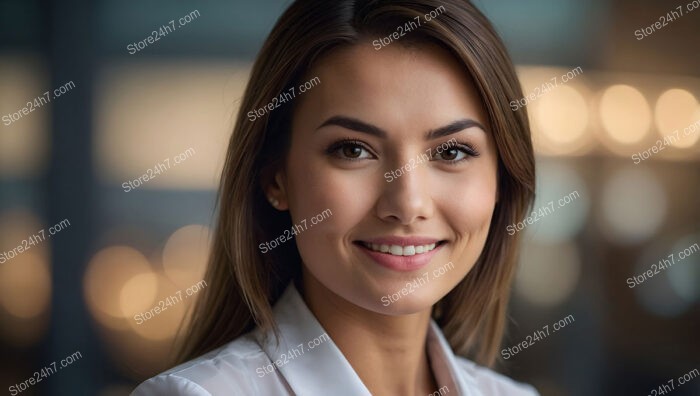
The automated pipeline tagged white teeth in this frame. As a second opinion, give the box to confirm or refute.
[364,242,439,256]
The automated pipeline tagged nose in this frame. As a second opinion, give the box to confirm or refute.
[375,156,434,225]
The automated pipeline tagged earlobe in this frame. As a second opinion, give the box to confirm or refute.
[263,169,289,210]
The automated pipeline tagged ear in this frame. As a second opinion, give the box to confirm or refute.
[262,166,289,211]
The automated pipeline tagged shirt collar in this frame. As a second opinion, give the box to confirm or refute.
[256,283,482,396]
[426,321,483,396]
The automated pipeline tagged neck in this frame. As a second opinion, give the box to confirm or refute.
[300,273,439,396]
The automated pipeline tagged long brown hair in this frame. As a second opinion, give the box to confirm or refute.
[176,0,535,367]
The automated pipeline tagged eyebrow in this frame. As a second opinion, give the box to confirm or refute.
[316,115,487,139]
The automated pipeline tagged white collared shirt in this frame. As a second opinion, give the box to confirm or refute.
[132,284,538,395]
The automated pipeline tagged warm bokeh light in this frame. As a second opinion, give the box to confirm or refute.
[84,246,153,329]
[119,272,159,319]
[0,210,51,320]
[162,224,210,288]
[654,89,698,147]
[0,210,51,345]
[599,84,651,145]
[533,85,590,153]
[0,252,51,319]
[126,274,188,341]
[0,56,49,178]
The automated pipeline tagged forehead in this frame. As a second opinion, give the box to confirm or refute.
[295,41,488,132]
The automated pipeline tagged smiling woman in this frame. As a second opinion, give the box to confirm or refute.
[132,0,536,395]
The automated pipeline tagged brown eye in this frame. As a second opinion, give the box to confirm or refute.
[342,144,364,158]
[439,148,460,161]
[431,143,479,163]
[326,139,375,161]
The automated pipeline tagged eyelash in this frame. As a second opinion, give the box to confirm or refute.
[325,139,375,162]
[325,138,480,163]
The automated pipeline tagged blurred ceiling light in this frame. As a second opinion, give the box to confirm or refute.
[654,89,698,148]
[95,62,251,190]
[533,85,590,154]
[693,106,700,149]
[0,56,49,178]
[515,241,581,307]
[84,246,153,330]
[527,162,589,243]
[599,84,651,146]
[659,103,700,150]
[515,66,593,155]
[119,272,158,319]
[162,224,210,289]
[598,167,666,245]
[0,210,51,345]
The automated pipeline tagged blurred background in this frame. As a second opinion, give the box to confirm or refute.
[0,0,698,395]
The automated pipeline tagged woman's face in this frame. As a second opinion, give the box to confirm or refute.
[268,42,498,315]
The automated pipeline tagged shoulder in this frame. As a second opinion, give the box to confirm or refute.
[131,334,265,396]
[454,356,539,396]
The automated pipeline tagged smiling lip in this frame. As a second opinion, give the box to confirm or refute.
[355,236,445,272]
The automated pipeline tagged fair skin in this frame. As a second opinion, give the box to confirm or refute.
[266,41,499,395]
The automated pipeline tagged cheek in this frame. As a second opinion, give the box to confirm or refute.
[284,146,379,233]
[443,165,498,276]
[447,168,498,232]
[284,151,369,273]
